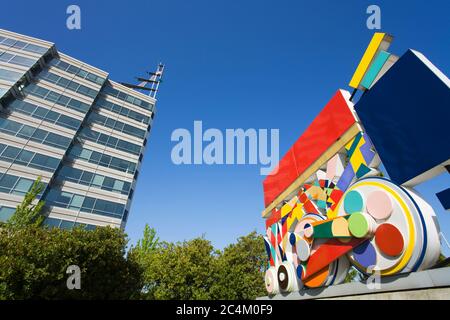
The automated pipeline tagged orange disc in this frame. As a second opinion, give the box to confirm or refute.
[303,266,329,288]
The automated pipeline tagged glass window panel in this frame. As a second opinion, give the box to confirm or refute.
[57,95,70,106]
[31,129,47,141]
[12,178,33,195]
[17,125,36,139]
[69,195,84,209]
[58,192,73,205]
[60,220,74,230]
[67,65,80,74]
[16,150,34,164]
[2,146,20,160]
[44,217,60,229]
[92,175,104,187]
[90,151,101,162]
[82,197,95,211]
[33,107,48,119]
[77,69,88,78]
[103,177,115,189]
[0,206,15,222]
[99,154,111,166]
[80,171,94,184]
[79,148,92,160]
[0,174,18,192]
[113,180,124,192]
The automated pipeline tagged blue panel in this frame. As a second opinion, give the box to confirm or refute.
[361,51,390,89]
[355,49,450,185]
[436,188,450,211]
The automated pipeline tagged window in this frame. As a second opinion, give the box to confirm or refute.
[94,97,151,124]
[0,174,18,193]
[101,84,154,111]
[16,150,34,165]
[67,145,137,174]
[69,195,84,210]
[92,175,104,187]
[78,128,142,155]
[13,178,33,195]
[0,51,36,67]
[22,84,91,114]
[44,188,125,219]
[0,68,23,82]
[48,59,106,86]
[0,118,70,150]
[2,146,20,160]
[0,206,15,222]
[0,173,40,196]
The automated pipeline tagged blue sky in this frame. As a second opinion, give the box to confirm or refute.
[1,0,449,254]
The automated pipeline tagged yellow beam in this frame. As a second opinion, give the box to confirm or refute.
[349,33,393,89]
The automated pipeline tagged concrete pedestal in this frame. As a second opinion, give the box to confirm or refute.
[257,267,450,300]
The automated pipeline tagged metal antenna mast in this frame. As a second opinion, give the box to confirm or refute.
[120,62,165,99]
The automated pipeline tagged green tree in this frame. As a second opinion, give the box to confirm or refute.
[0,225,143,299]
[133,230,267,300]
[210,232,266,299]
[6,177,45,229]
[136,237,219,300]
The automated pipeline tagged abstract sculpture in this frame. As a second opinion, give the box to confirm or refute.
[262,33,449,294]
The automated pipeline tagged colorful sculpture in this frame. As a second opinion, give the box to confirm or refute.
[262,33,449,294]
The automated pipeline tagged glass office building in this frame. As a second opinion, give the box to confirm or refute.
[0,29,157,230]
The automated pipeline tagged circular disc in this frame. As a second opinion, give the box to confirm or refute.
[348,212,370,238]
[366,190,393,220]
[295,238,311,261]
[375,223,404,257]
[344,190,364,214]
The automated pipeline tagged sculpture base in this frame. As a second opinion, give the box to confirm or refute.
[257,267,450,300]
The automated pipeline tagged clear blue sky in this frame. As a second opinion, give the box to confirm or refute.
[1,0,449,254]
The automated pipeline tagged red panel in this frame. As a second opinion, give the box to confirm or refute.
[263,90,356,207]
[302,238,366,280]
[263,149,298,206]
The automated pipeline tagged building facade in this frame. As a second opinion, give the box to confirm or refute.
[0,29,159,230]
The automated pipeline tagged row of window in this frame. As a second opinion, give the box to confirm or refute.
[23,83,91,114]
[40,69,98,98]
[67,145,137,174]
[95,96,151,125]
[0,117,71,150]
[0,36,48,55]
[0,142,60,172]
[45,188,126,219]
[78,127,141,155]
[43,217,97,230]
[102,84,153,112]
[57,165,131,195]
[88,112,146,139]
[0,172,45,197]
[0,205,15,222]
[0,68,23,83]
[0,50,37,67]
[48,59,105,86]
[8,99,81,130]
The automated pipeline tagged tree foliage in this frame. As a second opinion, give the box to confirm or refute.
[0,225,143,299]
[131,231,266,300]
[7,177,45,229]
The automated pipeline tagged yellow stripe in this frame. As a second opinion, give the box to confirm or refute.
[349,33,386,89]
